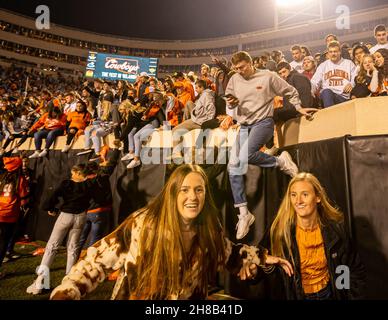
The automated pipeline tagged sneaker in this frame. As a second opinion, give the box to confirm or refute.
[126,159,141,169]
[264,145,279,156]
[28,151,41,159]
[235,212,255,240]
[2,256,9,263]
[11,147,19,154]
[89,152,101,162]
[0,148,4,156]
[277,151,298,177]
[61,144,71,153]
[76,149,93,156]
[38,149,48,157]
[121,153,135,161]
[26,276,45,295]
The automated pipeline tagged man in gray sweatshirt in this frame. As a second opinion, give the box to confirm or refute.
[225,51,317,240]
[171,79,216,159]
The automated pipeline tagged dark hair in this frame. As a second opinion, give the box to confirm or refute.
[84,161,99,175]
[325,34,338,42]
[195,79,207,89]
[352,44,370,62]
[71,163,87,175]
[48,106,62,119]
[376,48,388,83]
[76,99,87,111]
[291,45,301,52]
[276,61,291,72]
[374,24,386,35]
[301,46,311,56]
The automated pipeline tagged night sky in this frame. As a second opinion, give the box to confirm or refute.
[1,0,388,40]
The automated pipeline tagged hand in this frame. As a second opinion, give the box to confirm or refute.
[219,115,234,130]
[238,263,258,281]
[141,115,147,121]
[210,54,219,64]
[343,83,353,94]
[297,107,318,119]
[266,255,294,277]
[226,96,239,106]
[48,211,57,216]
[366,64,376,76]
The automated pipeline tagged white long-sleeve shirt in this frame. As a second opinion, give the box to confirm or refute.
[311,58,357,99]
[369,43,388,54]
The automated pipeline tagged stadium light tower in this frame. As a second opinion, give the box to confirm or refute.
[274,0,323,30]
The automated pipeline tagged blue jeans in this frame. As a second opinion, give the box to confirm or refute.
[34,128,64,150]
[228,118,277,207]
[84,125,109,153]
[134,123,156,157]
[320,89,348,108]
[304,284,332,300]
[78,211,109,249]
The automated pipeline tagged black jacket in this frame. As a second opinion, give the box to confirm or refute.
[86,149,119,211]
[257,218,366,300]
[42,180,90,214]
[285,70,314,108]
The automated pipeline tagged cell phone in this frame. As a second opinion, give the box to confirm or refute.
[222,93,237,100]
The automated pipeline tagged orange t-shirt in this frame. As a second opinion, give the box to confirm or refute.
[296,225,330,294]
[67,111,91,130]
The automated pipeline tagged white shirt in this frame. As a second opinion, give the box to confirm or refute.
[311,58,357,99]
[63,102,77,114]
[369,43,388,54]
[290,60,304,73]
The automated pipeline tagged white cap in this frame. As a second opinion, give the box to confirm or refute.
[139,72,149,77]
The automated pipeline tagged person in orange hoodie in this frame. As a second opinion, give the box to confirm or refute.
[28,107,66,159]
[62,100,91,153]
[174,81,192,120]
[0,157,29,279]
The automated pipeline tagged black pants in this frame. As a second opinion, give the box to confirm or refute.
[66,127,79,145]
[3,132,29,150]
[0,222,16,268]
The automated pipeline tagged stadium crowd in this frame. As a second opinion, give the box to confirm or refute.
[0,23,386,300]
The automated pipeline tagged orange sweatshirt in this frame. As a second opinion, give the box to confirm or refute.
[30,112,67,131]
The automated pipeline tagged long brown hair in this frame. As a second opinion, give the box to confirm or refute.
[124,164,225,299]
[270,172,343,265]
[356,54,374,84]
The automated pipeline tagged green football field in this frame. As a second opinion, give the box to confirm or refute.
[0,242,114,300]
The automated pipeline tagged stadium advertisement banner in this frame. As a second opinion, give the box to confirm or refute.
[85,51,158,81]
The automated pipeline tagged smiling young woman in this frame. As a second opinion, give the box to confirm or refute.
[264,172,366,300]
[49,164,292,300]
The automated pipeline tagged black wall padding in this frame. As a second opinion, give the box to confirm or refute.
[346,135,388,299]
[26,150,166,242]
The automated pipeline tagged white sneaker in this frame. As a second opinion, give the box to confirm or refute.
[235,212,255,240]
[26,276,45,295]
[121,153,135,161]
[61,145,71,153]
[0,148,5,156]
[28,151,41,159]
[76,149,93,156]
[126,159,141,169]
[11,147,19,154]
[38,149,48,157]
[278,151,298,177]
[264,145,279,156]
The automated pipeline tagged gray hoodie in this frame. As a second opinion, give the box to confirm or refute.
[191,89,216,125]
[226,69,301,125]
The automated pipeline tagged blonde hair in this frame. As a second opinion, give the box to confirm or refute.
[100,100,112,121]
[123,164,225,299]
[356,54,375,84]
[270,172,343,264]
